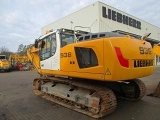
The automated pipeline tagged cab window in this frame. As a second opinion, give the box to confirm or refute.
[60,34,74,47]
[51,34,57,56]
[40,33,57,60]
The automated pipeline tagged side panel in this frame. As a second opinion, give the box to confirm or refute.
[104,36,154,81]
[60,39,105,80]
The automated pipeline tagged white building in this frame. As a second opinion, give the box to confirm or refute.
[41,1,160,65]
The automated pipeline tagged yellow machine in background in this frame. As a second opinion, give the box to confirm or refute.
[9,54,28,64]
[9,54,30,71]
[0,55,10,72]
[27,28,160,118]
[153,44,160,56]
[150,43,160,97]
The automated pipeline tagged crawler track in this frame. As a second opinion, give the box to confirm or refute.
[118,79,146,101]
[33,77,117,118]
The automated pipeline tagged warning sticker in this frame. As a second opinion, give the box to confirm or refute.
[105,68,111,75]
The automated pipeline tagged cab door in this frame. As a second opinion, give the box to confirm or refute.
[40,32,60,70]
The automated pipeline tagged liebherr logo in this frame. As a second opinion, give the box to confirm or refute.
[102,6,141,30]
[134,46,153,67]
[134,60,153,67]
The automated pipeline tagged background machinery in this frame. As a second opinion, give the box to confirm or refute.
[150,44,160,97]
[27,28,160,118]
[0,55,10,72]
[9,54,31,71]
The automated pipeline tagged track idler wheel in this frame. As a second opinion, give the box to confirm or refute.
[33,79,42,96]
[120,79,146,101]
[34,80,41,90]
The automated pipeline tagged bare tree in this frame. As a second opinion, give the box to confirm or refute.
[0,46,9,54]
[17,44,24,53]
[17,44,28,55]
[0,46,12,59]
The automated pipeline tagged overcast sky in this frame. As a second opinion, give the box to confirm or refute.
[0,0,160,52]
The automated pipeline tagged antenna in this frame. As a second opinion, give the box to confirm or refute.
[142,33,151,40]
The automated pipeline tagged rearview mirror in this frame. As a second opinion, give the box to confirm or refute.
[34,39,38,48]
[41,41,45,48]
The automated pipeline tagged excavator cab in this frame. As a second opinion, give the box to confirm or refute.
[32,28,88,71]
[35,29,73,71]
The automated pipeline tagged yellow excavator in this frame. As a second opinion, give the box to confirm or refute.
[9,54,29,71]
[27,28,160,118]
[0,55,10,72]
